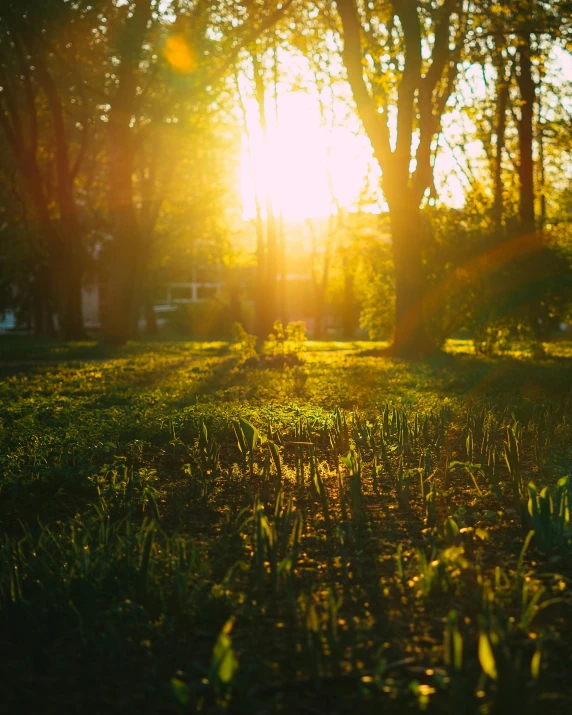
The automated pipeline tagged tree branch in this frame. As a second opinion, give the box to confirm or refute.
[335,0,392,173]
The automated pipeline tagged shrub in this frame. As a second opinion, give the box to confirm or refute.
[231,322,257,361]
[354,237,395,341]
[266,320,307,359]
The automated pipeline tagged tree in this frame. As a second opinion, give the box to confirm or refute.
[100,0,296,344]
[334,0,467,357]
[235,47,281,339]
[0,0,95,338]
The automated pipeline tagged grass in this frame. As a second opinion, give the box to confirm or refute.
[1,336,572,714]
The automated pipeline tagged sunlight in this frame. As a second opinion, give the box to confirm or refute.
[240,91,374,221]
[241,87,470,220]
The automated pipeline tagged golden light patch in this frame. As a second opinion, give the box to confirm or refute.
[164,35,193,72]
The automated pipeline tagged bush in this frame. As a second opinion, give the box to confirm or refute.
[231,322,257,361]
[464,233,572,355]
[266,320,307,359]
[353,202,572,354]
[354,239,395,341]
[423,207,572,354]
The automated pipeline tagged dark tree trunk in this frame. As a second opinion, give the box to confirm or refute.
[2,12,87,341]
[22,155,81,340]
[516,34,536,236]
[32,265,56,337]
[56,255,84,340]
[105,171,140,344]
[278,214,288,324]
[252,51,278,338]
[538,117,546,232]
[342,265,357,340]
[336,0,461,358]
[144,297,158,335]
[265,208,278,333]
[311,225,331,341]
[388,201,435,359]
[493,52,509,231]
[103,0,152,345]
[34,54,85,340]
[254,211,268,340]
[314,292,325,339]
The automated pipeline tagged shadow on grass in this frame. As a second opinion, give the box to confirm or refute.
[0,335,231,379]
[423,350,572,401]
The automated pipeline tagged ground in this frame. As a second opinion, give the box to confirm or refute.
[1,337,571,714]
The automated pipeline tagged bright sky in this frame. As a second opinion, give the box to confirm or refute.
[239,83,467,221]
[240,91,378,220]
[239,42,571,222]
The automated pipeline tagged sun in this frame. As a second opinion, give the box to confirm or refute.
[240,91,373,221]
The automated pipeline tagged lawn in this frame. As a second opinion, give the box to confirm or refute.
[1,337,572,714]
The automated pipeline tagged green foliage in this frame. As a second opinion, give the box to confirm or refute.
[354,237,395,340]
[233,417,259,478]
[526,477,572,553]
[426,211,572,354]
[265,320,308,359]
[340,447,362,519]
[350,200,572,353]
[443,610,463,672]
[231,322,257,361]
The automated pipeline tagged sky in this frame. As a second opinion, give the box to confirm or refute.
[239,45,572,222]
[238,58,468,221]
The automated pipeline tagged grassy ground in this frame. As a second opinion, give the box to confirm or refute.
[1,337,572,714]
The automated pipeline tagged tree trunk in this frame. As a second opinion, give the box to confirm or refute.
[103,0,152,344]
[388,201,435,359]
[538,116,546,232]
[278,213,288,324]
[56,253,85,340]
[252,51,278,338]
[144,296,158,335]
[314,290,325,339]
[311,218,332,341]
[35,54,85,340]
[265,206,278,334]
[336,0,461,358]
[342,264,356,340]
[32,264,56,337]
[493,52,509,231]
[516,34,536,236]
[105,181,140,344]
[21,155,82,340]
[254,212,268,340]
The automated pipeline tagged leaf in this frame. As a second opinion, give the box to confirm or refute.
[233,421,246,454]
[211,619,238,684]
[444,516,459,542]
[238,417,259,452]
[267,440,281,478]
[170,678,190,705]
[478,632,497,680]
[340,449,359,475]
[531,649,542,679]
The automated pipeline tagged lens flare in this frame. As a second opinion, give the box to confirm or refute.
[164,35,193,72]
